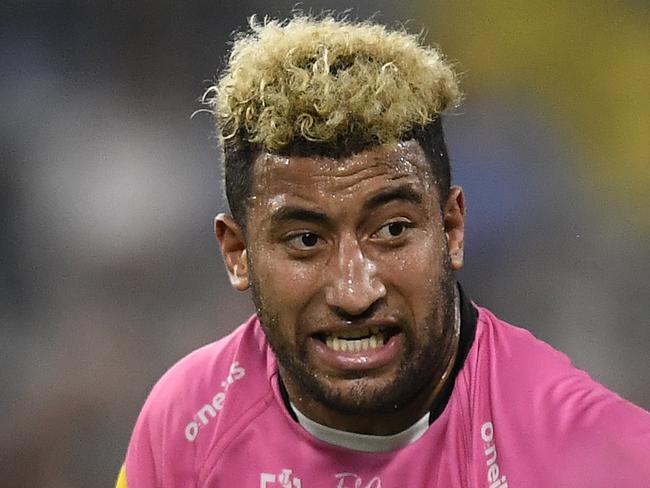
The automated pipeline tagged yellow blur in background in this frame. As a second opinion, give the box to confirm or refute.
[421,0,649,228]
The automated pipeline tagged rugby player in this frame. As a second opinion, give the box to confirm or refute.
[116,15,650,487]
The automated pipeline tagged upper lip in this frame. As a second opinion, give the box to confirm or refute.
[310,318,402,339]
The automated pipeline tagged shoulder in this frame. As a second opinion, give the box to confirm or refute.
[473,306,574,373]
[471,305,648,413]
[124,315,276,486]
[141,314,273,439]
[472,306,647,407]
[467,306,650,485]
[145,316,265,414]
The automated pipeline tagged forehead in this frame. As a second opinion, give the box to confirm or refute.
[249,140,437,207]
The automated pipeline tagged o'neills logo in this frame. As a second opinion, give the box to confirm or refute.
[481,421,509,488]
[184,361,245,442]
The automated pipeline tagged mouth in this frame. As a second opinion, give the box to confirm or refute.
[309,323,403,372]
[314,326,400,352]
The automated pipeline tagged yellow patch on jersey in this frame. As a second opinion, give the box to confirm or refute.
[115,464,127,488]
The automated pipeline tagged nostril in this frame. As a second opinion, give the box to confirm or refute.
[325,276,387,316]
[332,301,383,322]
[325,243,386,313]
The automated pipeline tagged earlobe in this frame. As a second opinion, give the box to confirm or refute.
[443,186,465,271]
[214,214,250,291]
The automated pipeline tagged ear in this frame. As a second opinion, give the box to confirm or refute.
[214,213,250,291]
[443,186,465,270]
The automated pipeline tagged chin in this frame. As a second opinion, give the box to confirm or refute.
[309,373,424,415]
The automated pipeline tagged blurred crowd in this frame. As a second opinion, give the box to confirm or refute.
[1,1,648,486]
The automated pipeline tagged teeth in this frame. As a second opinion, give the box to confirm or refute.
[339,328,366,339]
[325,331,385,352]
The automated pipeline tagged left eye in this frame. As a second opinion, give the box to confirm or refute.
[374,221,410,240]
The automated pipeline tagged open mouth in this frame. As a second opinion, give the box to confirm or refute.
[314,327,400,353]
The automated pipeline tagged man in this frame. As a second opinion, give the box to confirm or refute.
[117,16,649,487]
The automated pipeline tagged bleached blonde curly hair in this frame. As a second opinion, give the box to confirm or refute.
[205,15,461,225]
[206,15,461,152]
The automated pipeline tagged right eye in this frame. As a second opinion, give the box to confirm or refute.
[285,232,321,250]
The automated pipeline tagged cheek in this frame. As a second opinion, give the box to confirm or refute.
[253,251,323,311]
[383,239,443,281]
[379,242,445,312]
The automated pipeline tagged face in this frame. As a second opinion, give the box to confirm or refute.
[217,140,465,422]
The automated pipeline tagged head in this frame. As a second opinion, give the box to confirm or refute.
[209,16,465,431]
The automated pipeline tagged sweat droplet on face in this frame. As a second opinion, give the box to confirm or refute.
[267,195,287,213]
[397,156,416,172]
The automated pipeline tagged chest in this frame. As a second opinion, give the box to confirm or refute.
[198,405,471,488]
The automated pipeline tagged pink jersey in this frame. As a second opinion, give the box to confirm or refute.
[120,305,650,487]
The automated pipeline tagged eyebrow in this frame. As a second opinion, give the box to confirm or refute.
[268,185,423,227]
[362,184,423,212]
[270,206,331,226]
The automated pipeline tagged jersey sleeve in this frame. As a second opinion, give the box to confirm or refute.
[122,386,175,488]
[473,308,650,487]
[121,349,216,488]
[545,376,650,485]
[119,320,261,488]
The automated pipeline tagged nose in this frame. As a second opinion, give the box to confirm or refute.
[324,236,386,316]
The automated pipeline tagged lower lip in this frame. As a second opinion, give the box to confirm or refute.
[310,334,402,372]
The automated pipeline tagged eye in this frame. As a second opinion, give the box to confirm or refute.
[285,232,321,250]
[374,220,412,240]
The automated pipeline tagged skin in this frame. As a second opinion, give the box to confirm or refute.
[216,139,465,435]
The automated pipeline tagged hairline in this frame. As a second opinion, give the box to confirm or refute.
[230,136,450,234]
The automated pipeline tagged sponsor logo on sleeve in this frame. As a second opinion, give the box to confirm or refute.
[184,361,246,442]
[481,421,509,488]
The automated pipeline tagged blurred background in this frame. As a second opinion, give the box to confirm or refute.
[1,0,648,486]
